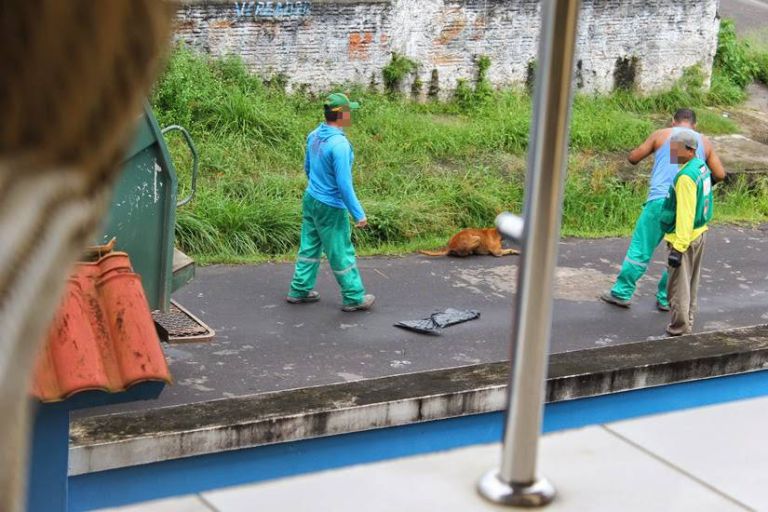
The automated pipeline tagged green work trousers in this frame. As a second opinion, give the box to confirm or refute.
[610,198,669,306]
[288,193,366,306]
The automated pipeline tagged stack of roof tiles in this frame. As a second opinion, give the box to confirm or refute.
[31,252,171,403]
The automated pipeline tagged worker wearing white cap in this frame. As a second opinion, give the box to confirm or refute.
[659,129,713,336]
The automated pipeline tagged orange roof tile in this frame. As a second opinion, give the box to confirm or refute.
[31,252,171,403]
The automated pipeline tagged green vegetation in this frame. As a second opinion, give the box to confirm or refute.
[715,20,764,88]
[474,55,494,104]
[154,21,768,264]
[744,28,768,85]
[382,53,418,95]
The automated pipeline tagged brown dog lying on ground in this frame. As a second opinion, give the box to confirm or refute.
[419,228,519,257]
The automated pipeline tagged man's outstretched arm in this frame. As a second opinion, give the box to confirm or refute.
[331,142,366,223]
[702,136,726,183]
[628,131,657,165]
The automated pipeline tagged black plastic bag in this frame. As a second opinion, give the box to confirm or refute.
[394,308,480,335]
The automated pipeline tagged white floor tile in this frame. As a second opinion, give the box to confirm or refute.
[93,495,212,512]
[608,395,768,511]
[202,426,742,512]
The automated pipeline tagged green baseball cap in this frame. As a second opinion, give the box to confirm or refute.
[324,92,360,111]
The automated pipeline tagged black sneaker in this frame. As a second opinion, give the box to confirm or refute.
[286,291,320,304]
[599,291,630,308]
[341,294,376,312]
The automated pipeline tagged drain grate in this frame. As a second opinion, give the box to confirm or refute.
[153,300,215,343]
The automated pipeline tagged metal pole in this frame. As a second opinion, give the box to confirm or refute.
[477,0,581,507]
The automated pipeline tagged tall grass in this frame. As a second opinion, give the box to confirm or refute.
[154,24,765,263]
[744,29,768,85]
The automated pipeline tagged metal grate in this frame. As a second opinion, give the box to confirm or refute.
[152,300,215,343]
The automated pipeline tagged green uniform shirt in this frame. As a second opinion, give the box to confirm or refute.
[660,157,714,252]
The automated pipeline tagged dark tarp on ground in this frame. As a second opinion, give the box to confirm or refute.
[394,308,480,335]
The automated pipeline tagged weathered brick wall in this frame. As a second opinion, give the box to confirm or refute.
[175,0,720,97]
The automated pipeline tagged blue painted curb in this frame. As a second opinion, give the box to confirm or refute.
[70,370,768,511]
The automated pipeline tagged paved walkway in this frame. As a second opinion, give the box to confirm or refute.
[97,393,768,511]
[74,225,768,417]
[720,0,768,35]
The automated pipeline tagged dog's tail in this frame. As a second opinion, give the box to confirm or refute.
[419,248,449,257]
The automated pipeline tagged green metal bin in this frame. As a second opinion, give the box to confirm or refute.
[97,104,198,312]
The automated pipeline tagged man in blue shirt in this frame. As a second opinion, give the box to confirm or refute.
[600,109,725,311]
[287,93,375,312]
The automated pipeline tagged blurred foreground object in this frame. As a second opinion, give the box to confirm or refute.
[27,250,172,512]
[0,2,172,510]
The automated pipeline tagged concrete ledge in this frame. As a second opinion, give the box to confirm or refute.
[69,325,768,475]
[711,134,768,175]
[177,0,392,6]
[547,325,768,401]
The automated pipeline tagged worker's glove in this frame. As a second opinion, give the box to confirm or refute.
[668,249,683,268]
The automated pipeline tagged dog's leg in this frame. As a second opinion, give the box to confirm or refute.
[465,236,482,255]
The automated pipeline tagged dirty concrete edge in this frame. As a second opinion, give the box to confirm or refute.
[177,0,392,6]
[69,324,768,475]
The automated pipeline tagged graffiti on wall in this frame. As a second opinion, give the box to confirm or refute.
[234,1,311,18]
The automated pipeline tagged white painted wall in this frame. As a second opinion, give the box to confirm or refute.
[175,0,720,97]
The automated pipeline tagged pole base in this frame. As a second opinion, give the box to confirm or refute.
[477,469,555,507]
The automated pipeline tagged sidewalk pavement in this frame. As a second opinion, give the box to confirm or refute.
[75,225,768,417]
[96,393,768,511]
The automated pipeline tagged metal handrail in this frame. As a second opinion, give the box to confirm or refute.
[478,0,582,507]
[162,125,199,207]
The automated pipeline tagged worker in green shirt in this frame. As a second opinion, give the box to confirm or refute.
[660,130,713,336]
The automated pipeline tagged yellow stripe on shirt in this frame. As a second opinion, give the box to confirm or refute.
[663,174,707,253]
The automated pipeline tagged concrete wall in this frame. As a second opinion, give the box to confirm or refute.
[175,0,720,97]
